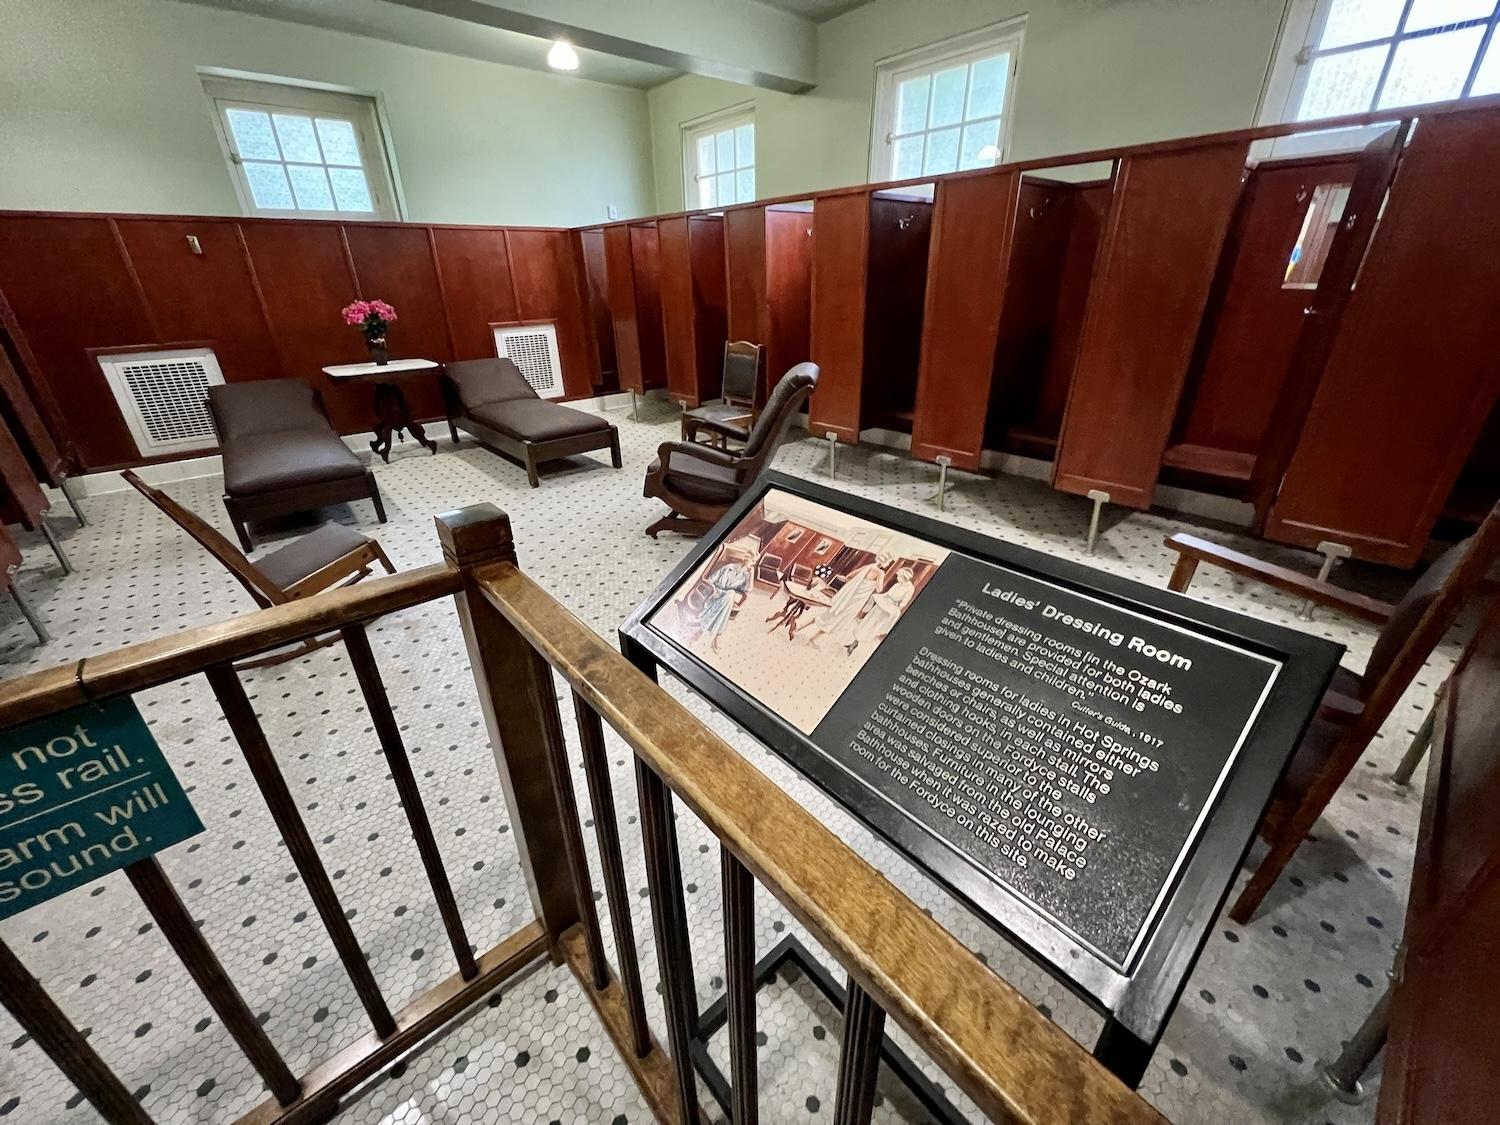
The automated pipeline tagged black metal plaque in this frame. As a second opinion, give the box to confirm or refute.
[622,472,1342,1061]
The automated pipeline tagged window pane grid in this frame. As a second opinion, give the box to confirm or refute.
[690,118,754,206]
[882,49,1013,178]
[1295,0,1500,118]
[223,104,375,215]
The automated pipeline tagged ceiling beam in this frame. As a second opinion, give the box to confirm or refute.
[386,0,817,93]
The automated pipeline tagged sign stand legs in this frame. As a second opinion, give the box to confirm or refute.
[1085,490,1110,555]
[1093,1017,1153,1089]
[39,516,70,574]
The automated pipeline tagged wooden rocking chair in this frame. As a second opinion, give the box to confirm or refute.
[1163,502,1500,922]
[122,470,395,669]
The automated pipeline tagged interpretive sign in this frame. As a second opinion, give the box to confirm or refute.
[0,697,203,919]
[624,472,1341,1072]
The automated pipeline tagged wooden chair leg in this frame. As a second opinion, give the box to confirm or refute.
[370,541,396,574]
[525,450,540,488]
[368,479,388,524]
[610,431,622,468]
[234,633,342,672]
[1168,555,1199,593]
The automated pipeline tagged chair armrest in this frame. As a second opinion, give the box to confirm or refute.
[1163,532,1395,626]
[658,441,743,474]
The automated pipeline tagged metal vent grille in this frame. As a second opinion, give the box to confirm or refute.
[493,323,564,399]
[97,348,226,455]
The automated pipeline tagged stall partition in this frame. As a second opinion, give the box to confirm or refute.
[908,172,1020,469]
[809,190,933,443]
[577,228,619,394]
[1257,107,1500,566]
[977,169,1113,466]
[602,221,667,397]
[1051,140,1250,508]
[657,214,727,407]
[725,203,813,403]
[1163,152,1362,497]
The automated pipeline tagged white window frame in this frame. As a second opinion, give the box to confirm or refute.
[1258,0,1500,155]
[682,103,756,211]
[202,75,401,221]
[868,19,1025,184]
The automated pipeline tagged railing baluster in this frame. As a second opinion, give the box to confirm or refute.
[833,980,885,1125]
[636,759,703,1125]
[124,858,301,1106]
[573,691,651,1056]
[0,939,152,1125]
[341,622,479,980]
[526,648,610,990]
[206,663,397,1038]
[722,847,759,1125]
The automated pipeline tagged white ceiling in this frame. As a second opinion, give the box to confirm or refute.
[758,0,872,22]
[181,0,681,88]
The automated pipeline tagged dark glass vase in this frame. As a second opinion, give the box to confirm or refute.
[367,336,389,366]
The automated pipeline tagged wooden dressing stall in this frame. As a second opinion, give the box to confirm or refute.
[724,202,813,403]
[602,220,667,397]
[1051,140,1250,509]
[576,228,619,394]
[657,213,727,407]
[809,189,934,442]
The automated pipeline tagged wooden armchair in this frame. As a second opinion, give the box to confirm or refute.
[645,362,818,539]
[1164,506,1500,922]
[123,470,395,669]
[680,340,764,448]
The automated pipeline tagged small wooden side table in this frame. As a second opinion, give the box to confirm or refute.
[323,358,441,461]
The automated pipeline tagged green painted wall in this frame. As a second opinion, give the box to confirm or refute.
[648,0,1290,212]
[0,0,655,226]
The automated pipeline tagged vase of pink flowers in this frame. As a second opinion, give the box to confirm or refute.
[341,299,398,365]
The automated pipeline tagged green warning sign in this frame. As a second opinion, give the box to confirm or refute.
[0,696,204,919]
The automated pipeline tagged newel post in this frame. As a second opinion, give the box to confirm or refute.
[436,504,581,946]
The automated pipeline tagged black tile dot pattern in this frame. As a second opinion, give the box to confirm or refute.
[0,397,1469,1123]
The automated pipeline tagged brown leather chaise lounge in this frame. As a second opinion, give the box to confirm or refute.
[208,379,386,551]
[644,362,818,538]
[442,357,621,487]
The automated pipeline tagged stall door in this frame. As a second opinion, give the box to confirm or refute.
[1247,125,1406,522]
[1052,141,1248,508]
[602,225,643,393]
[911,171,1020,469]
[1263,109,1500,567]
[808,193,870,443]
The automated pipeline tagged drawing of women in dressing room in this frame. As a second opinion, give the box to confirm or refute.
[800,553,892,654]
[691,542,755,653]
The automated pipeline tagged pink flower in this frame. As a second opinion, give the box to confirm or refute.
[368,299,398,322]
[340,300,371,325]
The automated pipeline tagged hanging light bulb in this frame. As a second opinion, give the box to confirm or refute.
[547,40,580,71]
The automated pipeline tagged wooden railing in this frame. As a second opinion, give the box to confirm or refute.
[0,505,1165,1124]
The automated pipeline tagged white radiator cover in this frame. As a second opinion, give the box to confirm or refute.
[97,348,226,456]
[493,322,564,400]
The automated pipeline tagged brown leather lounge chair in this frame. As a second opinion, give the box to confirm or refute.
[1163,499,1500,922]
[644,362,818,539]
[442,358,621,487]
[208,380,385,552]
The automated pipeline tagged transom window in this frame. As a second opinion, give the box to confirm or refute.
[684,109,755,209]
[203,75,400,220]
[1282,0,1500,122]
[870,21,1025,182]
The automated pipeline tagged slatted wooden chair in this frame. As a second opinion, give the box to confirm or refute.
[123,470,395,669]
[1163,503,1500,921]
[680,340,764,448]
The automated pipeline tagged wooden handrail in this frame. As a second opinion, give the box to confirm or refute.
[0,564,461,726]
[478,560,1165,1125]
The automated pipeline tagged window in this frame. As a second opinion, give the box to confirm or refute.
[683,107,755,209]
[1267,0,1500,128]
[870,20,1024,182]
[203,76,400,220]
